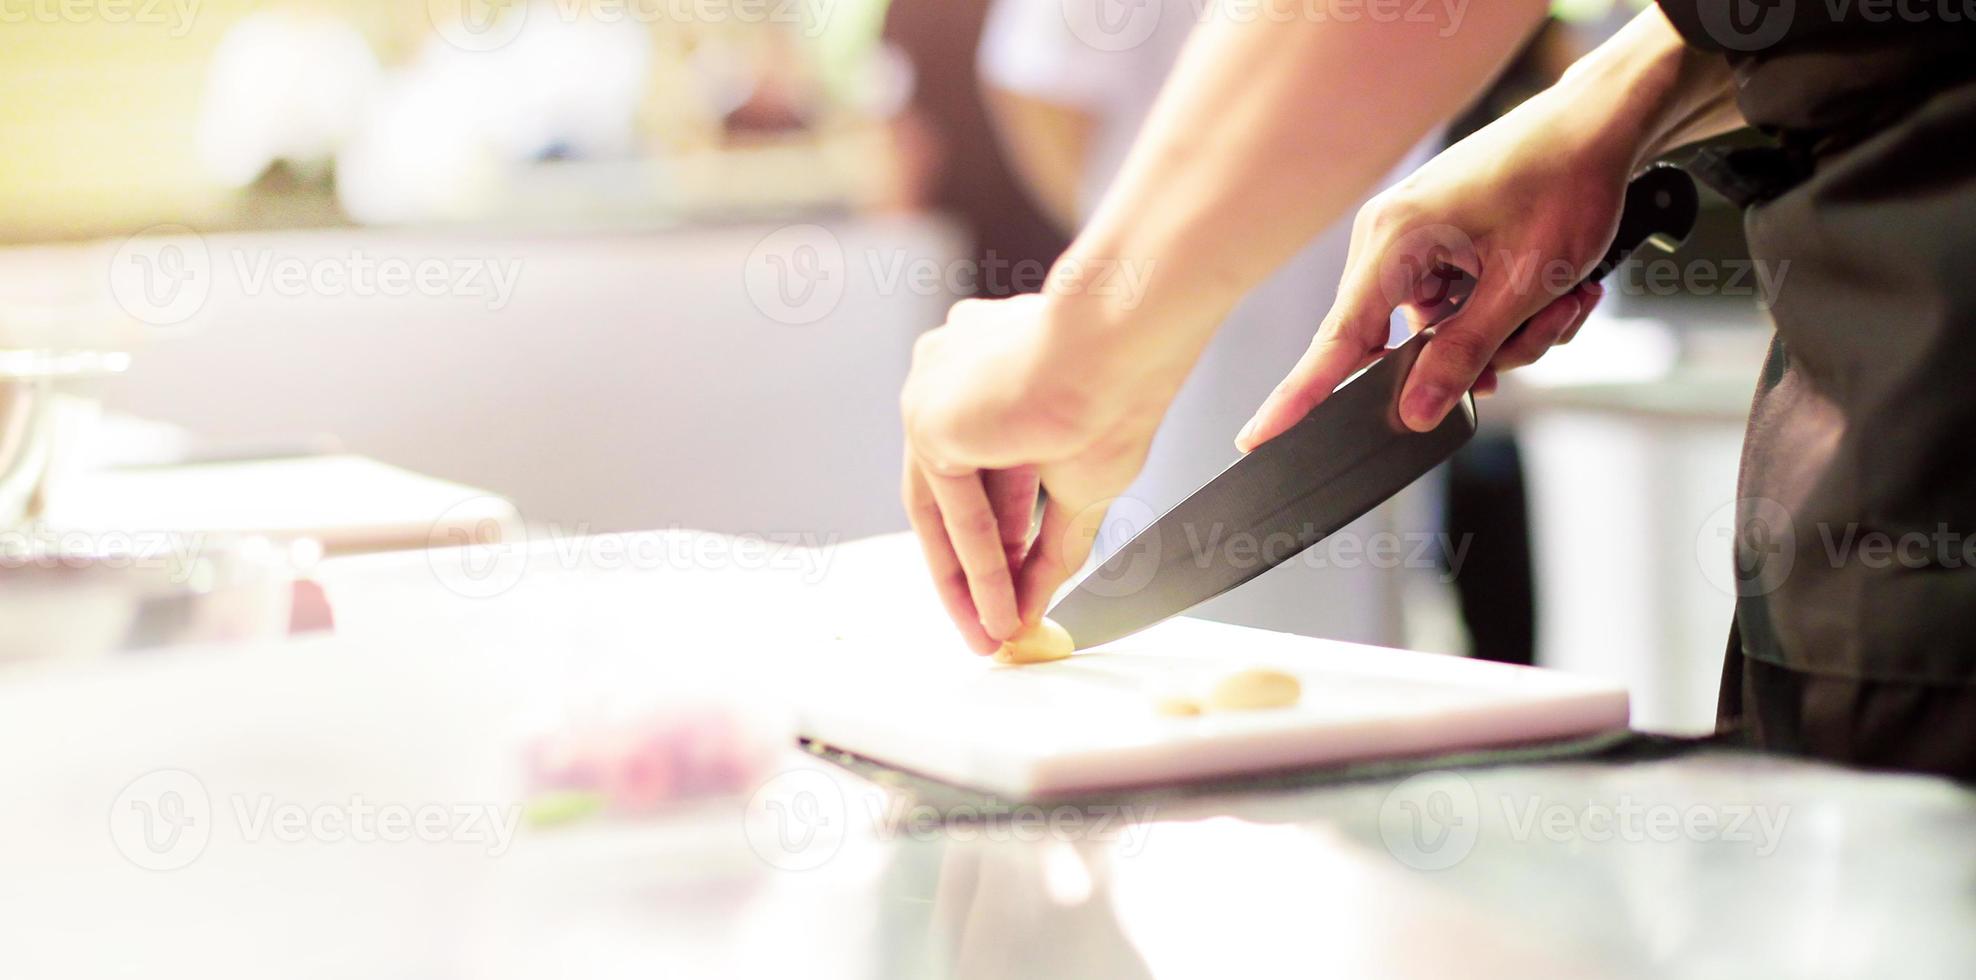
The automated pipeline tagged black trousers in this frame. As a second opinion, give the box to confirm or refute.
[1719,622,1976,783]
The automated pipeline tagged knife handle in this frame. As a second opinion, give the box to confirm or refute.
[1586,164,1700,284]
[1421,164,1699,323]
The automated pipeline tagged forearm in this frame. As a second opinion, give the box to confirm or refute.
[1040,2,1551,382]
[1552,4,1744,173]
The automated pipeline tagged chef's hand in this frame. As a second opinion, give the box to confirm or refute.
[1237,94,1628,448]
[1235,1,1750,448]
[901,294,1170,654]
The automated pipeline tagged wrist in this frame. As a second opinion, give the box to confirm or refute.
[1554,5,1718,174]
[1033,244,1220,384]
[999,261,1207,444]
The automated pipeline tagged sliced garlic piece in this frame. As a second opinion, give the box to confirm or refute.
[1206,669,1302,711]
[993,617,1075,664]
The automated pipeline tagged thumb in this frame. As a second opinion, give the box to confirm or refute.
[1015,493,1108,626]
[1014,441,1149,624]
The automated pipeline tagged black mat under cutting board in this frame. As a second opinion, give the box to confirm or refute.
[801,730,1725,821]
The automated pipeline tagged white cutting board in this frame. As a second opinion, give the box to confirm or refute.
[794,616,1629,798]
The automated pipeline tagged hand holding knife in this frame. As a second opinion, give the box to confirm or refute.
[1047,166,1699,649]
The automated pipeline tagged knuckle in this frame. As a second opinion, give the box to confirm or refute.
[900,402,953,463]
[963,558,1014,589]
[906,496,943,528]
[910,329,940,362]
[1493,345,1538,370]
[955,507,1002,541]
[1359,188,1406,225]
[941,567,973,595]
[1350,201,1383,237]
[1357,204,1401,242]
[1313,313,1365,350]
[976,558,1014,583]
[1014,376,1101,451]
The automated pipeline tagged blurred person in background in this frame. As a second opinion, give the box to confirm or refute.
[881,0,1067,296]
[971,0,1448,649]
[900,1,1976,779]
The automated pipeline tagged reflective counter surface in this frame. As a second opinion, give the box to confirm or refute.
[481,745,1976,979]
[13,532,1964,978]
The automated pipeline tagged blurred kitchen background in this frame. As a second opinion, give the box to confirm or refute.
[1,0,1770,732]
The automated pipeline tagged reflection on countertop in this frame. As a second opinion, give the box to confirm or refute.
[482,747,1975,979]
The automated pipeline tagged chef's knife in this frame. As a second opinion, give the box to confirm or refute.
[1047,165,1699,649]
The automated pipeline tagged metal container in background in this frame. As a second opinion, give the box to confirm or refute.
[0,533,304,666]
[0,349,129,529]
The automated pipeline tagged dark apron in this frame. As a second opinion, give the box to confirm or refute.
[1655,2,1976,780]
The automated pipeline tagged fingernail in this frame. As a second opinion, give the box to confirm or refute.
[983,615,1019,641]
[1402,384,1449,431]
[1236,417,1258,448]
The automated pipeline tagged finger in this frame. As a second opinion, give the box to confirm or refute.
[984,467,1040,570]
[902,457,997,654]
[1236,279,1394,453]
[1014,439,1150,624]
[1015,494,1106,626]
[1473,366,1499,396]
[1557,281,1604,345]
[1493,293,1581,370]
[1399,278,1554,431]
[923,467,1023,642]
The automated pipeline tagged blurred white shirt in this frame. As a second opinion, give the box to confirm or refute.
[980,0,1443,646]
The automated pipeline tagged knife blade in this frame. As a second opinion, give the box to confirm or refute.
[1047,165,1699,649]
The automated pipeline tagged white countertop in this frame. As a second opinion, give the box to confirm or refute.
[6,529,1972,979]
